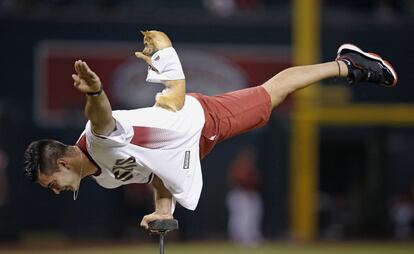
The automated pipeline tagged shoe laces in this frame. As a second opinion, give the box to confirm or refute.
[362,69,383,83]
[342,56,384,84]
[359,62,384,83]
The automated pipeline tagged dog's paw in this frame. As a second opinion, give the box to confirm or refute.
[135,52,151,63]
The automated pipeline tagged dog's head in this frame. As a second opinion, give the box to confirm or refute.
[141,30,172,56]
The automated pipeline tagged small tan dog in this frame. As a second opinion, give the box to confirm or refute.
[135,30,186,112]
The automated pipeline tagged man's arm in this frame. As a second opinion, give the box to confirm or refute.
[72,60,116,135]
[140,175,173,229]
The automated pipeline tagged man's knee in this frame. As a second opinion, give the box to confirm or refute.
[261,82,287,108]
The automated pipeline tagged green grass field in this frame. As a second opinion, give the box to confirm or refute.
[1,242,414,254]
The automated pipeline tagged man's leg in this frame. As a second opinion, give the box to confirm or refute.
[261,61,345,107]
[193,44,398,158]
[261,44,398,108]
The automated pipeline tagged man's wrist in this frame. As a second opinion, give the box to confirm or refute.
[87,84,103,96]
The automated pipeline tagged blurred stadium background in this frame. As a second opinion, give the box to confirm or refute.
[1,0,414,253]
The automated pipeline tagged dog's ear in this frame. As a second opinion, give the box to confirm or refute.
[140,30,153,39]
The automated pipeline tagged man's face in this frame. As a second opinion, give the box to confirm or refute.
[37,164,80,195]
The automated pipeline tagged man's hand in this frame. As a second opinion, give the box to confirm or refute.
[140,212,173,229]
[141,175,174,229]
[73,60,115,136]
[72,60,102,94]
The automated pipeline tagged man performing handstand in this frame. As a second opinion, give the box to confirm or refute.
[23,31,398,229]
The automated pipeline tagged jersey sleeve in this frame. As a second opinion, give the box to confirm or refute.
[147,47,185,83]
[84,114,134,148]
[151,50,167,74]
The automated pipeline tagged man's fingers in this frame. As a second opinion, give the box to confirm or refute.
[82,61,90,70]
[79,61,88,75]
[87,69,98,80]
[139,213,174,230]
[78,61,98,81]
[72,60,102,94]
[83,61,93,75]
[72,74,87,93]
[140,213,158,229]
[140,216,149,229]
[72,74,80,85]
[140,222,148,229]
[74,60,89,77]
[74,60,81,74]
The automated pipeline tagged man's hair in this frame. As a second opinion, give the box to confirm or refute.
[23,139,69,182]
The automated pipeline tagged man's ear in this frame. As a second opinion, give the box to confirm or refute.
[57,158,68,169]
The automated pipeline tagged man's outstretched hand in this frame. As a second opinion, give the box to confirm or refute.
[140,212,173,230]
[72,60,102,94]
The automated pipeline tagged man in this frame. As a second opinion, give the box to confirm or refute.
[23,31,398,229]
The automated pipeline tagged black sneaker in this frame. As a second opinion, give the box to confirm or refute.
[336,43,398,87]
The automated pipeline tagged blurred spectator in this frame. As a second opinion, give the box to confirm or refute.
[390,191,414,240]
[323,0,414,17]
[203,0,263,17]
[318,192,354,240]
[226,147,263,247]
[203,0,237,17]
[0,149,11,242]
[0,150,8,207]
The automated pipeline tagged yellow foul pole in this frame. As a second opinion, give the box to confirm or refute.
[290,0,320,240]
